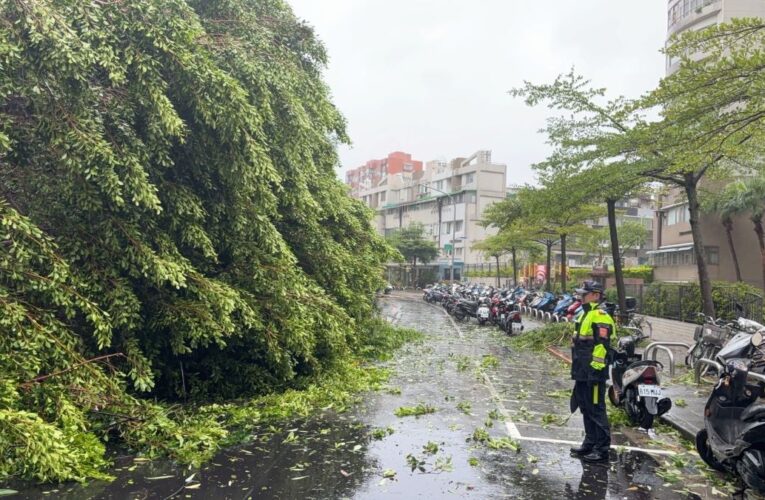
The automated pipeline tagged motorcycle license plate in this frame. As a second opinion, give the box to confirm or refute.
[479,309,490,318]
[637,385,662,398]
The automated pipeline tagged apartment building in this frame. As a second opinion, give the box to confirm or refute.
[649,0,765,288]
[348,150,508,280]
[345,152,424,201]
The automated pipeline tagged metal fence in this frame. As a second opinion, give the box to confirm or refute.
[463,263,513,277]
[631,283,763,324]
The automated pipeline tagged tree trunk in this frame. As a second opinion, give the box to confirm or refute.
[560,233,567,292]
[607,199,628,323]
[545,242,552,292]
[752,215,765,291]
[495,254,501,288]
[512,247,518,286]
[412,256,417,288]
[722,217,742,282]
[685,176,715,317]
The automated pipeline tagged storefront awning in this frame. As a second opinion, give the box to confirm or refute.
[646,244,693,255]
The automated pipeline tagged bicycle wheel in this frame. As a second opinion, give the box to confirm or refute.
[698,345,717,378]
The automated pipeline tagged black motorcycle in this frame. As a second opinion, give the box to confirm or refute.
[696,330,765,494]
[454,297,487,322]
[608,326,671,430]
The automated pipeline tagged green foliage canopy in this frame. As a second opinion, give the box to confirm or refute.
[387,223,438,267]
[0,0,394,482]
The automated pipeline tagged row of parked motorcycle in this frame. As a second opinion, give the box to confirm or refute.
[422,284,526,334]
[421,282,765,493]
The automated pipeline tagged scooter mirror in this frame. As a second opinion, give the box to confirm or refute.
[752,331,764,347]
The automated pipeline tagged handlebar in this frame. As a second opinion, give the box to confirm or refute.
[695,358,765,385]
[618,326,647,340]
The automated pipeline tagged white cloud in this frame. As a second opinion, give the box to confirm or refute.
[288,0,667,185]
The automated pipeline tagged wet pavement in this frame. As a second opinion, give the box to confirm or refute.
[11,294,733,499]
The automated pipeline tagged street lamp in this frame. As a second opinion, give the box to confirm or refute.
[424,185,458,282]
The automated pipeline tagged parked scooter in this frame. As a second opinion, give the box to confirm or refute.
[477,299,491,326]
[608,326,671,430]
[501,308,524,335]
[453,297,485,323]
[695,330,765,494]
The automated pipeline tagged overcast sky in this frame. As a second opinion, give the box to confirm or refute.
[288,1,668,185]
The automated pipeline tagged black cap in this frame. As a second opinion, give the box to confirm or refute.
[575,280,604,295]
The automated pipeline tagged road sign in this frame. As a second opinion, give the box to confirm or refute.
[444,243,453,253]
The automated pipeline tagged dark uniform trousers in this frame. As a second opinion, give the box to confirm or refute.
[574,380,610,455]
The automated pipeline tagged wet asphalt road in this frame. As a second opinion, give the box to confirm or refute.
[15,295,720,499]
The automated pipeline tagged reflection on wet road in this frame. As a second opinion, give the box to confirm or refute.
[16,295,701,499]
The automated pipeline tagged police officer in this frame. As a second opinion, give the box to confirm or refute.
[569,280,615,463]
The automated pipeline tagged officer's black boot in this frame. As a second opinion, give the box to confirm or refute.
[581,450,609,463]
[569,445,592,456]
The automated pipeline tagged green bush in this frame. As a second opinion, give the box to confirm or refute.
[568,268,592,281]
[623,265,654,283]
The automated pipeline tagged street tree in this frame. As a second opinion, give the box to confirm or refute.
[522,186,603,291]
[473,228,537,287]
[479,198,537,286]
[387,223,439,287]
[509,60,757,317]
[483,186,600,291]
[625,18,765,312]
[509,72,648,318]
[702,182,746,282]
[735,176,765,289]
[580,221,648,268]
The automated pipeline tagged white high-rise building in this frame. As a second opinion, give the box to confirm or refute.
[666,0,765,74]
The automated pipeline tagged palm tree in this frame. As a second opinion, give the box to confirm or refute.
[736,177,765,290]
[706,183,745,282]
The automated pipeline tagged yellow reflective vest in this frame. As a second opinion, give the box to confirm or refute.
[571,302,616,382]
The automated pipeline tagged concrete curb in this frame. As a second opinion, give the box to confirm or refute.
[545,346,699,441]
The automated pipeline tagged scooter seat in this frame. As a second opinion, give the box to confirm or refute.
[627,359,663,370]
[742,403,765,422]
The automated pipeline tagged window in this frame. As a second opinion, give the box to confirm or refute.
[455,247,463,257]
[404,163,413,172]
[444,222,452,234]
[465,173,475,185]
[665,204,689,225]
[455,220,463,233]
[705,246,719,265]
